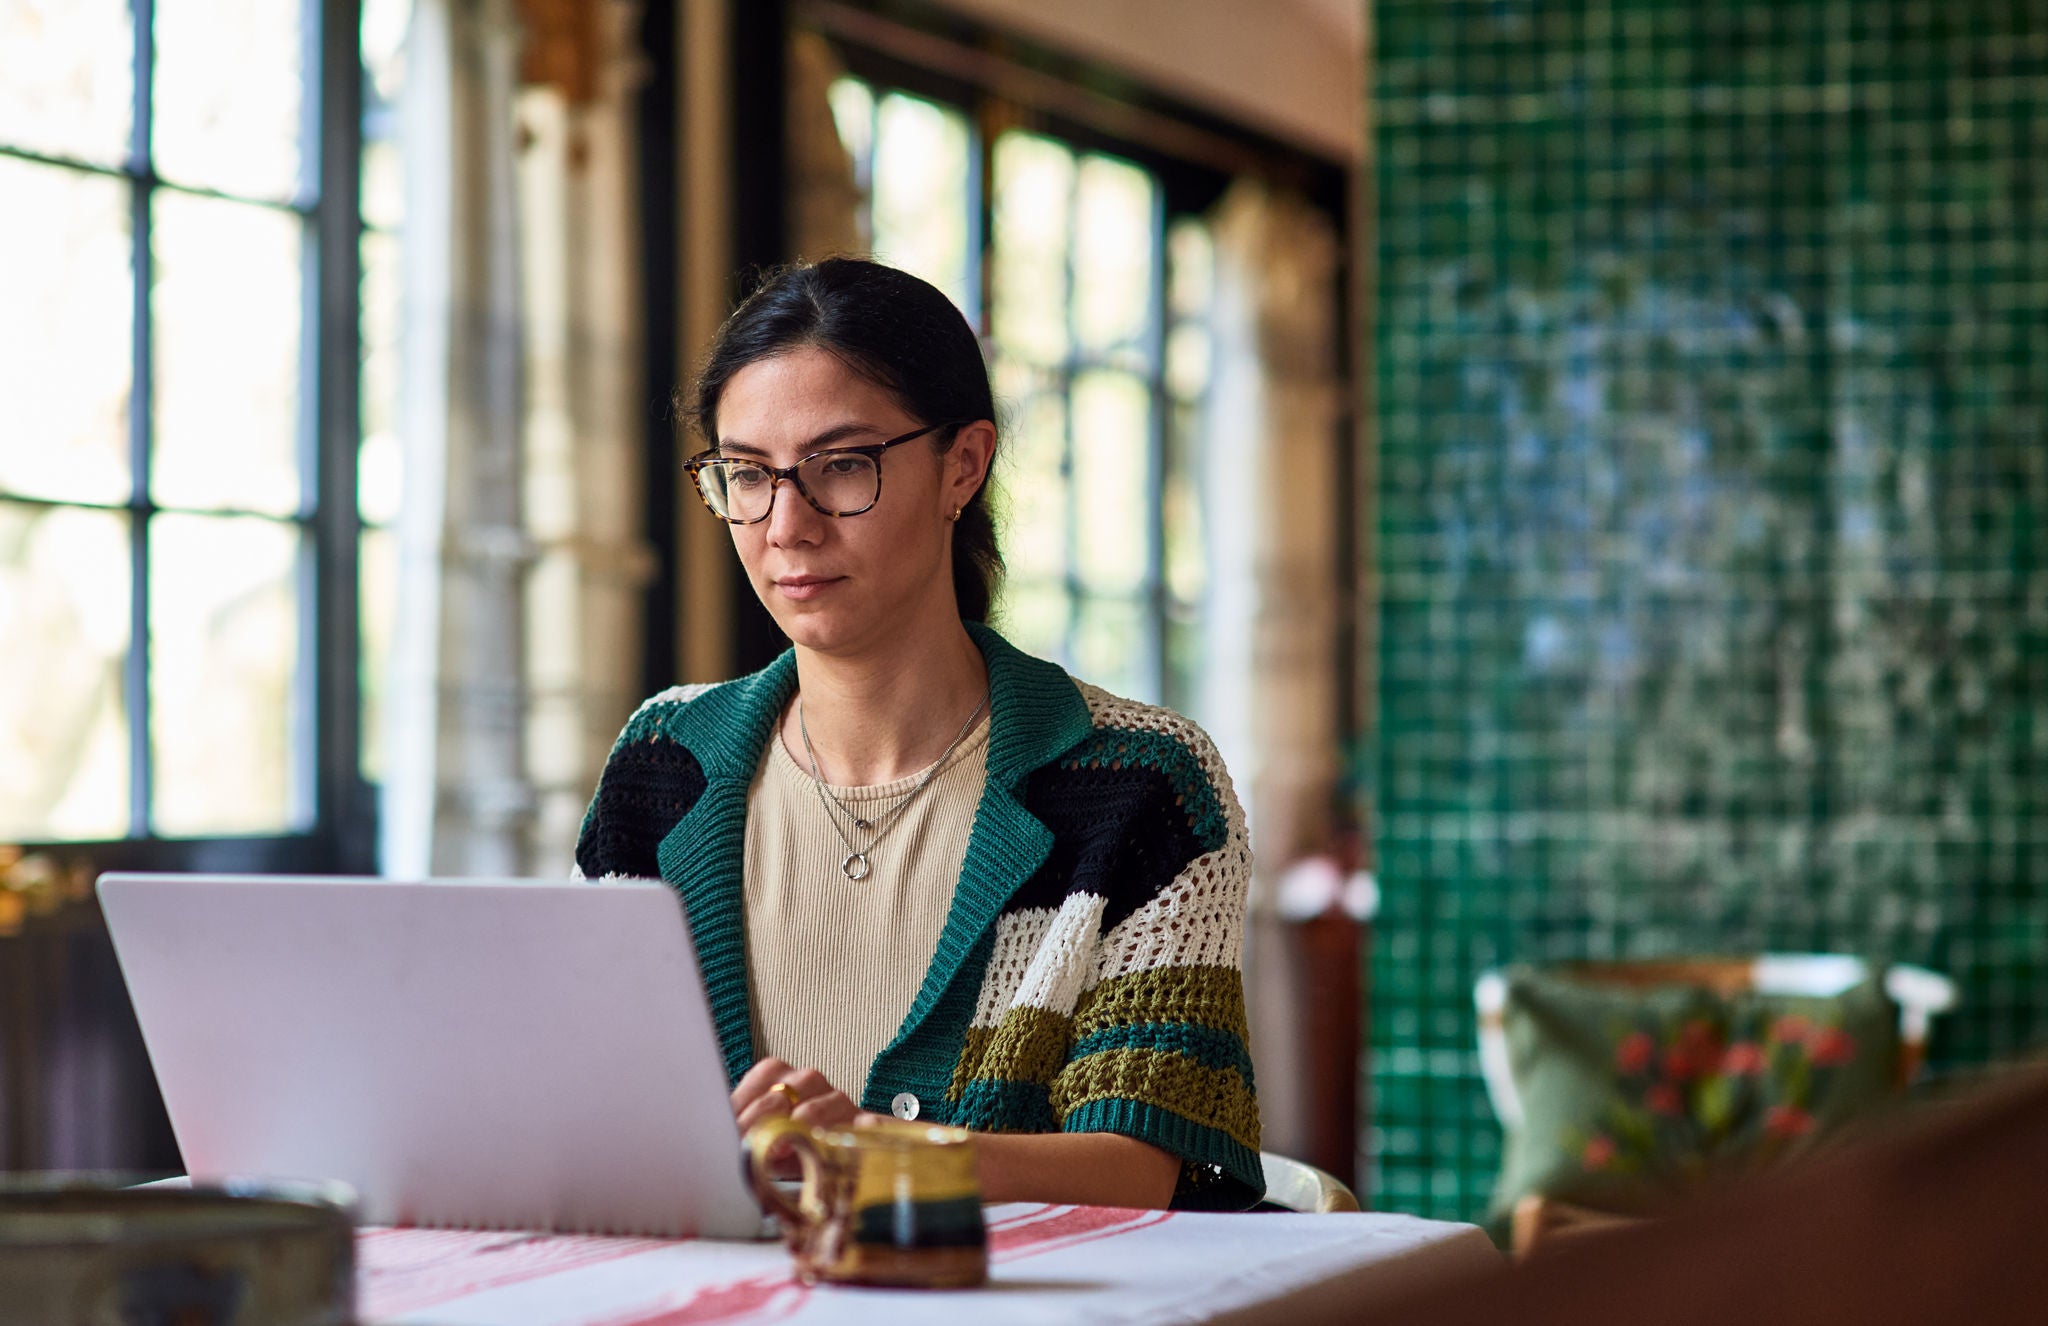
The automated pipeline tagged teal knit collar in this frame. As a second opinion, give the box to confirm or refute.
[650,621,1093,1088]
[658,621,1092,788]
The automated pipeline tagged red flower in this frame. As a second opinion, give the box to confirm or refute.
[1662,1044,1705,1082]
[1765,1105,1815,1139]
[1645,1083,1682,1116]
[1809,1027,1857,1067]
[1583,1135,1617,1170]
[1771,1014,1814,1046]
[1615,1031,1656,1075]
[1721,1042,1767,1076]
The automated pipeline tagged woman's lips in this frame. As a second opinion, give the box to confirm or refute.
[773,575,845,601]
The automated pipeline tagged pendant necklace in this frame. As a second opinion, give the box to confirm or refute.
[798,690,989,881]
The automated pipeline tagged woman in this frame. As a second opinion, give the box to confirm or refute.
[575,258,1259,1210]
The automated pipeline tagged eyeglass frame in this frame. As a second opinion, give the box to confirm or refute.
[681,420,964,525]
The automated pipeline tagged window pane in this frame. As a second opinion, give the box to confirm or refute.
[361,0,410,110]
[0,501,130,840]
[152,192,303,515]
[827,75,873,177]
[870,92,971,313]
[359,524,397,783]
[360,0,407,232]
[0,157,132,504]
[1167,217,1213,320]
[1071,369,1151,594]
[998,579,1068,668]
[360,136,404,233]
[1164,399,1206,606]
[152,0,304,200]
[359,229,403,525]
[991,132,1074,365]
[0,0,132,167]
[1072,154,1156,357]
[1073,595,1146,700]
[1000,379,1068,582]
[150,513,301,837]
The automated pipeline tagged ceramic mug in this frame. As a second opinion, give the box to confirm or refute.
[743,1116,987,1288]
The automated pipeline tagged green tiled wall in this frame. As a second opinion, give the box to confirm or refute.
[1370,0,2048,1220]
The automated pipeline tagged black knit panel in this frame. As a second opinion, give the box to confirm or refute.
[574,736,708,880]
[1012,762,1208,932]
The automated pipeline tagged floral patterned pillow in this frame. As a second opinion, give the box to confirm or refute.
[1487,964,1901,1227]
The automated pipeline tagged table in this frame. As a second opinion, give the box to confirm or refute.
[358,1203,1499,1325]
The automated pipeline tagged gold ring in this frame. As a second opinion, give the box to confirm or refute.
[769,1082,802,1111]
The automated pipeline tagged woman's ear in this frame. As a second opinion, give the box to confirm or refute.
[944,420,997,510]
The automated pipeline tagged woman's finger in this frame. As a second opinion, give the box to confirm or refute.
[792,1091,859,1128]
[731,1056,794,1112]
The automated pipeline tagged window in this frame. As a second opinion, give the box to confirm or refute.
[358,0,406,786]
[825,75,1215,710]
[0,0,364,860]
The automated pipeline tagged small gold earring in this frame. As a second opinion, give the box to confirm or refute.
[951,506,963,522]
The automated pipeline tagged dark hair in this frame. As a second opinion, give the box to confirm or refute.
[689,258,1003,624]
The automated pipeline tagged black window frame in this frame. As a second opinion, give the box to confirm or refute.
[3,0,372,876]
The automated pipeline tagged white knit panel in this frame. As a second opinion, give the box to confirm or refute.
[631,682,717,718]
[1009,891,1107,1016]
[971,905,1058,1028]
[1097,847,1252,981]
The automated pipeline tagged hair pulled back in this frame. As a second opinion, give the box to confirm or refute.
[690,257,1003,624]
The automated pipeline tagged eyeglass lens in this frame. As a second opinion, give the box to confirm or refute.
[698,451,881,521]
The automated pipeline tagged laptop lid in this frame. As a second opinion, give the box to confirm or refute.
[97,873,762,1239]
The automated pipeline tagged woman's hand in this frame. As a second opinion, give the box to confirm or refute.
[732,1056,879,1131]
[732,1058,884,1178]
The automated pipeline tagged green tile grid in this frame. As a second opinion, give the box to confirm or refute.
[1369,0,2048,1221]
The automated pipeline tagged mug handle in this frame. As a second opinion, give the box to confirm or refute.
[743,1115,832,1233]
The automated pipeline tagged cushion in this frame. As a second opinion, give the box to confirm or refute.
[1486,963,1901,1227]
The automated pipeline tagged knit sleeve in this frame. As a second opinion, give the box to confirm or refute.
[572,685,715,881]
[1047,723,1263,1211]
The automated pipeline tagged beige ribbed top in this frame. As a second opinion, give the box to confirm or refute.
[742,707,991,1100]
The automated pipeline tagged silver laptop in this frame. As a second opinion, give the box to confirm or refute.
[97,873,764,1239]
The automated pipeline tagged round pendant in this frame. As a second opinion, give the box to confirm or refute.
[850,816,872,830]
[841,852,872,881]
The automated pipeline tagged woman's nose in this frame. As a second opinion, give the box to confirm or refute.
[764,475,823,545]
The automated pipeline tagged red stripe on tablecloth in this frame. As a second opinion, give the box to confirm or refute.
[989,1205,1176,1262]
[587,1273,811,1326]
[359,1227,674,1318]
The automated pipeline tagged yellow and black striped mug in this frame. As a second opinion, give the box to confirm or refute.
[743,1116,987,1288]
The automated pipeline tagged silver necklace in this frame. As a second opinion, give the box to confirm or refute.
[797,690,989,881]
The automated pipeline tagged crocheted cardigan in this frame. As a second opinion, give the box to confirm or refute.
[574,622,1262,1209]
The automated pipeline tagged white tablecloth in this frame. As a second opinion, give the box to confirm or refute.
[358,1203,1499,1326]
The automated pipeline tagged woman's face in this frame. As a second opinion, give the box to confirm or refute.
[711,345,991,658]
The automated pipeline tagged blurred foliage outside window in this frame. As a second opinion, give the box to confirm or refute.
[825,74,1212,711]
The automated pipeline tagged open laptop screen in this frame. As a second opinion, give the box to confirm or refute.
[98,874,761,1238]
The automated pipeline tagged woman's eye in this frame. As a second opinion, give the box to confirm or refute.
[818,456,864,478]
[727,467,769,490]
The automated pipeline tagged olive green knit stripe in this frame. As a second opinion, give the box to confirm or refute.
[947,1008,1074,1100]
[1069,1021,1255,1090]
[1052,727,1231,853]
[1051,1047,1260,1154]
[1060,1097,1264,1209]
[1073,966,1251,1044]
